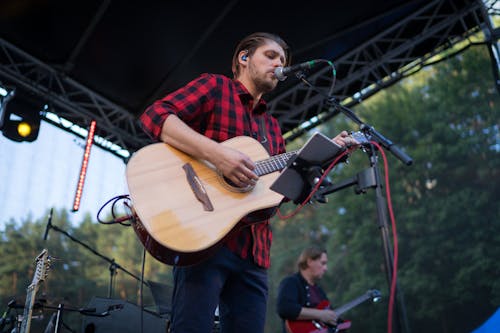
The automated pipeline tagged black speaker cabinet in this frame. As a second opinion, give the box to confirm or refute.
[81,297,168,333]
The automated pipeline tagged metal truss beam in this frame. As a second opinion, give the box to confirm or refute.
[269,0,491,141]
[0,0,495,158]
[0,38,151,160]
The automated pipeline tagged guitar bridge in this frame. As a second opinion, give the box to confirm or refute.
[182,163,214,211]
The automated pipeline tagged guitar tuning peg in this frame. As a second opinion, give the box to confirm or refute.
[47,256,61,264]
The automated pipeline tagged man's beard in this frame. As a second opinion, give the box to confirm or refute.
[254,75,276,93]
[250,65,277,93]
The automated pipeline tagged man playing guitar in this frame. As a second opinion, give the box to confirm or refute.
[138,31,356,333]
[277,245,341,333]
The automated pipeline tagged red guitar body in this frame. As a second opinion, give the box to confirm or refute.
[285,301,352,333]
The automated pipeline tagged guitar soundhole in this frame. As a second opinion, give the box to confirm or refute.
[219,173,254,193]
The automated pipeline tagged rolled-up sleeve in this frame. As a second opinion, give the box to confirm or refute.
[139,73,217,141]
[140,100,172,141]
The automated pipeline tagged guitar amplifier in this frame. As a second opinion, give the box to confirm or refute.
[81,297,168,333]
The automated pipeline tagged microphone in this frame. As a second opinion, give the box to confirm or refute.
[43,208,53,241]
[274,60,319,81]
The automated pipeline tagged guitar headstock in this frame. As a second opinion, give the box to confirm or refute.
[29,249,51,289]
[367,289,382,303]
[350,131,370,145]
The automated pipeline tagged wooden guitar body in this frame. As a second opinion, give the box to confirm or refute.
[126,136,285,266]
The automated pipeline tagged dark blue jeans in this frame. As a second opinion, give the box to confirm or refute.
[169,246,268,333]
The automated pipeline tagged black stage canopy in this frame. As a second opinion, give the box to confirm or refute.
[0,0,496,158]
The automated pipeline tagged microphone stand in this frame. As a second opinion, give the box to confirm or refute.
[312,97,412,333]
[290,69,413,331]
[44,220,149,298]
[294,70,412,165]
[42,302,115,333]
[327,97,413,166]
[6,298,111,333]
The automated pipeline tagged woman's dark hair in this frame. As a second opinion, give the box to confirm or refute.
[231,32,291,78]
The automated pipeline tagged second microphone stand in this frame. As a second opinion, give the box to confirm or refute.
[44,216,149,298]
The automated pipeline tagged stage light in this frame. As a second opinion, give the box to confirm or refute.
[17,121,33,137]
[1,110,40,142]
[0,93,41,142]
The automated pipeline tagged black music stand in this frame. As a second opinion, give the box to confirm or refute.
[270,131,344,204]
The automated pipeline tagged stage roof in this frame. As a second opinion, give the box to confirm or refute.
[0,0,495,158]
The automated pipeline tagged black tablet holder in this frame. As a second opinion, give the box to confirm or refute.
[270,131,344,205]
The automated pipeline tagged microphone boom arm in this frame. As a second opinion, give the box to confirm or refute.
[327,97,413,166]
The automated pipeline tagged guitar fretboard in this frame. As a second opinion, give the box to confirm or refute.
[334,292,375,315]
[254,151,297,176]
[20,285,37,333]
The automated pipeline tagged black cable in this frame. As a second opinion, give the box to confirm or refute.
[295,58,337,96]
[139,247,147,333]
[96,194,133,225]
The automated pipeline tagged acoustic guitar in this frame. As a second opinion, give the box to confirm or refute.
[126,135,296,266]
[285,289,381,333]
[126,133,364,266]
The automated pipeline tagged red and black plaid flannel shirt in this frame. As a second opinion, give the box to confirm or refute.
[139,73,286,268]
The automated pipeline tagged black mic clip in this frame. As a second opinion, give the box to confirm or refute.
[274,60,319,81]
[294,70,307,80]
[43,208,54,241]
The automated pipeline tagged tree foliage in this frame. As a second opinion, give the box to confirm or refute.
[268,44,500,333]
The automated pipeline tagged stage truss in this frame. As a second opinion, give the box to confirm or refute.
[0,0,497,160]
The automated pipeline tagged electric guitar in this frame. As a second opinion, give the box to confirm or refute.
[19,249,50,333]
[285,289,381,333]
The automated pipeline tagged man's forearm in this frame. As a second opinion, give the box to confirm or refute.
[160,114,220,162]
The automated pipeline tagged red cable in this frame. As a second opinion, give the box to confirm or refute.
[276,141,400,333]
[370,141,399,333]
[277,147,356,219]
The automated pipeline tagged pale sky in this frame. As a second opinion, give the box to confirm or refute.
[0,119,128,227]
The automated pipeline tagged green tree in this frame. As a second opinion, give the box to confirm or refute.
[268,44,499,333]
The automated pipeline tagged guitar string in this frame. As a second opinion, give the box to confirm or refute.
[254,151,297,176]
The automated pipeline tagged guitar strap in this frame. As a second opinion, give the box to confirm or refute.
[258,116,271,155]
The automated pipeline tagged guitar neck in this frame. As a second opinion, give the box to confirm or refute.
[20,285,38,333]
[253,129,362,176]
[334,293,371,316]
[254,151,297,176]
[20,249,49,333]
